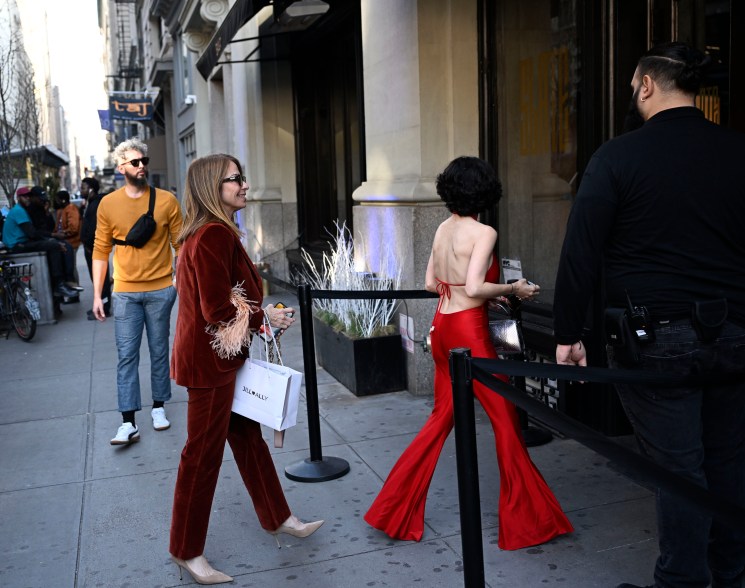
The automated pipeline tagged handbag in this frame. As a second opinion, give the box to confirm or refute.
[231,315,302,447]
[488,300,524,355]
[111,186,157,248]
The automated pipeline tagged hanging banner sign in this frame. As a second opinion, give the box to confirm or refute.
[97,109,114,131]
[108,96,153,121]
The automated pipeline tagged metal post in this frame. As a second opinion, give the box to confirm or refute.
[450,348,485,588]
[284,283,350,482]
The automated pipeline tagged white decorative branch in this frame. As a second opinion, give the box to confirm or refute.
[300,221,401,338]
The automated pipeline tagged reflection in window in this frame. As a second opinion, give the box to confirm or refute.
[518,0,578,188]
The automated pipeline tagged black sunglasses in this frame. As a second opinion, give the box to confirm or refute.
[221,173,247,185]
[122,157,150,168]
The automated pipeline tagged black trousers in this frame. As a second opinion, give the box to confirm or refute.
[83,246,111,312]
[11,239,66,286]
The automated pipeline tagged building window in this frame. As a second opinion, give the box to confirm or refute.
[181,130,196,165]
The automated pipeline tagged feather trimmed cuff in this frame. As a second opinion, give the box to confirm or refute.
[205,282,260,359]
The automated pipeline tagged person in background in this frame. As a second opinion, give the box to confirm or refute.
[1,186,78,299]
[54,190,82,289]
[92,138,182,446]
[553,43,745,588]
[169,153,323,585]
[365,156,573,549]
[25,187,80,293]
[27,189,56,235]
[80,178,111,319]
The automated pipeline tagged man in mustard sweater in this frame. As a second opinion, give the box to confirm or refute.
[92,138,183,446]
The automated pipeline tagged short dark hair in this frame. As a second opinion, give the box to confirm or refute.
[55,190,70,206]
[637,42,711,95]
[435,156,502,216]
[82,177,100,193]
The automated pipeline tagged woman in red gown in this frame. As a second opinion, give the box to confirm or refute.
[364,156,573,550]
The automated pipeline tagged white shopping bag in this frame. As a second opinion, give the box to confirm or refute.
[231,315,302,432]
[232,358,302,430]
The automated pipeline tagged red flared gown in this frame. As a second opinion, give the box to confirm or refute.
[364,280,573,549]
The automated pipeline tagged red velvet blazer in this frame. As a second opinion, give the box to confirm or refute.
[171,222,264,388]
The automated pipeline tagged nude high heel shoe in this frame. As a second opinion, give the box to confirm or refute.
[171,554,233,585]
[268,514,324,548]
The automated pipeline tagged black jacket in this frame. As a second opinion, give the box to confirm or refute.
[81,192,106,250]
[554,107,745,344]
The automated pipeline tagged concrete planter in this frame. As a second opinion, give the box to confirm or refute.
[313,317,407,396]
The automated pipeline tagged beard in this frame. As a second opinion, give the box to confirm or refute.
[124,167,149,188]
[623,86,645,133]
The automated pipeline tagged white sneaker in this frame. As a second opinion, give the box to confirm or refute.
[151,407,170,431]
[110,422,140,445]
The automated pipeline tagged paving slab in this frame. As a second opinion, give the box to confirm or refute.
[0,483,83,588]
[0,414,87,492]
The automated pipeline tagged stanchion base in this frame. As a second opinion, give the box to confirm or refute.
[285,456,350,483]
[523,425,553,447]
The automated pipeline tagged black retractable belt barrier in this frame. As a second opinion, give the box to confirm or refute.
[284,284,351,482]
[258,271,437,483]
[450,352,745,587]
[471,358,745,529]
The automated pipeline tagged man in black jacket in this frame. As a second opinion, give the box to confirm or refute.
[553,43,745,588]
[80,177,111,318]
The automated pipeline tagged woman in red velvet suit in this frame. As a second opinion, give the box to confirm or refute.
[169,154,323,585]
[364,156,573,550]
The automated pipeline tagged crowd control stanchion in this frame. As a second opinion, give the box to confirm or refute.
[284,283,351,482]
[450,348,486,588]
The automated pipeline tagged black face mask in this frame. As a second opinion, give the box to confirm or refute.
[623,86,645,133]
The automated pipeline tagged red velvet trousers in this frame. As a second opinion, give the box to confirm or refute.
[169,378,291,559]
[364,304,573,550]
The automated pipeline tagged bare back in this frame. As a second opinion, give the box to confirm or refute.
[425,215,498,314]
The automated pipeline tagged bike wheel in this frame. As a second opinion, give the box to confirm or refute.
[10,282,36,341]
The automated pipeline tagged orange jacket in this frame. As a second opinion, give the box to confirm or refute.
[55,203,81,248]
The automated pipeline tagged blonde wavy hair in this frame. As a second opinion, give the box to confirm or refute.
[179,154,244,243]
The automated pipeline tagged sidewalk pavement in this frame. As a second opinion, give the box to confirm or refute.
[0,253,659,587]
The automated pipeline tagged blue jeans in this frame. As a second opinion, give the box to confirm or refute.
[609,320,745,588]
[113,286,177,413]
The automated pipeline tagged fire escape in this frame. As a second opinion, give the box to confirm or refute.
[114,0,142,89]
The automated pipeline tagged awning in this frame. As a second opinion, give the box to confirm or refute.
[196,0,271,79]
[9,145,70,168]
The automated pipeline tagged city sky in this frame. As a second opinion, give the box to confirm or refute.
[19,0,109,169]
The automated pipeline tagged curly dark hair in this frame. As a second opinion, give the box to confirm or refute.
[435,156,502,216]
[637,42,711,95]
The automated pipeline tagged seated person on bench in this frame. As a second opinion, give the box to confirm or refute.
[1,186,79,299]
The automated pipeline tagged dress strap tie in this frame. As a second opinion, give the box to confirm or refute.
[435,279,465,300]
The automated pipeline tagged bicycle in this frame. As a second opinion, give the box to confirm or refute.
[0,260,41,341]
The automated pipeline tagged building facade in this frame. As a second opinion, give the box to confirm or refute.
[106,0,743,395]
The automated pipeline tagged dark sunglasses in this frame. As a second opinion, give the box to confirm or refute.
[221,173,247,185]
[122,157,150,168]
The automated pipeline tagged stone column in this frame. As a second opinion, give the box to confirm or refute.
[230,14,297,278]
[353,0,479,395]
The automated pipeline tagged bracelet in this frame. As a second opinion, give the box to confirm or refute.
[510,282,515,295]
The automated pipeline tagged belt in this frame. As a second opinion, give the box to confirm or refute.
[652,314,689,326]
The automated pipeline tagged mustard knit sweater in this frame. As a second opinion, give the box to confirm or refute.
[92,186,183,292]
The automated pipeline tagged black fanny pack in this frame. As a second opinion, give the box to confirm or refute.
[112,186,156,248]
